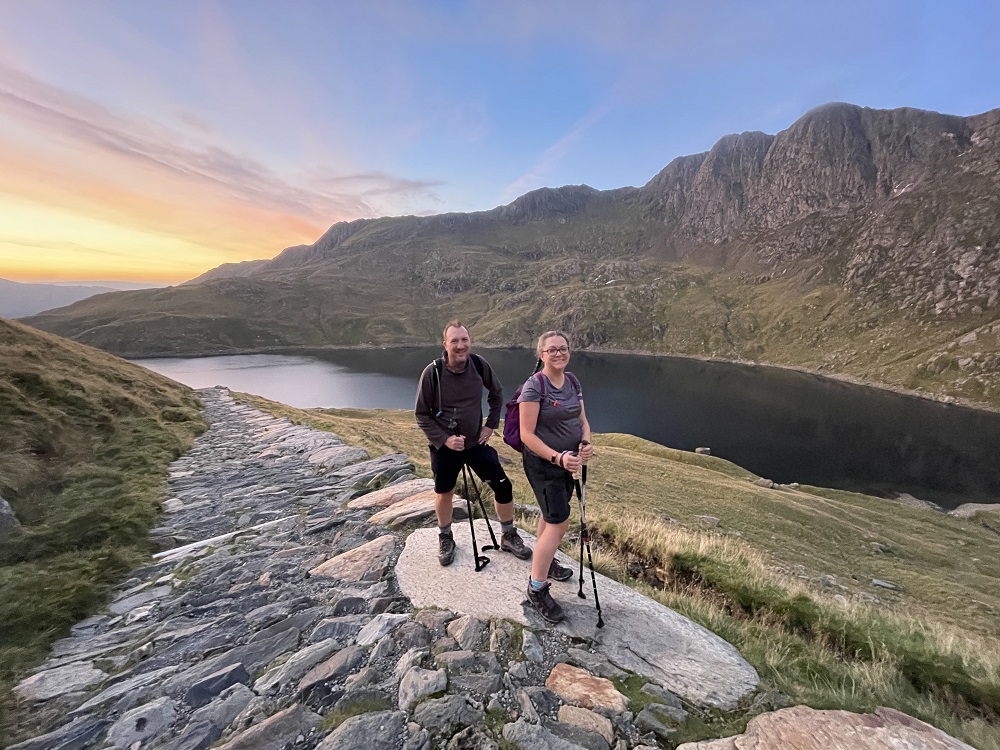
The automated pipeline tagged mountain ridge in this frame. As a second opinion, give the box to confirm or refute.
[22,102,1000,407]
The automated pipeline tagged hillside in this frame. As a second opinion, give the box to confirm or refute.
[23,103,1000,408]
[0,318,205,726]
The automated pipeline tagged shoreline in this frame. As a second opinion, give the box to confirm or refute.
[128,341,1000,417]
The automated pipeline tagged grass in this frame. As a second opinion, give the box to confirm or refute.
[0,318,205,736]
[239,394,1000,748]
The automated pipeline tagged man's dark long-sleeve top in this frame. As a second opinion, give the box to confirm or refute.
[415,354,504,450]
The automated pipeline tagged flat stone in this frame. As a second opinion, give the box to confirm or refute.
[316,710,407,750]
[108,585,173,615]
[559,705,615,745]
[106,697,177,748]
[187,663,249,708]
[368,493,466,527]
[309,615,369,644]
[309,534,396,581]
[395,523,759,710]
[347,479,436,509]
[413,694,485,734]
[298,645,367,694]
[502,718,585,750]
[215,703,321,750]
[306,445,369,469]
[14,662,107,701]
[357,613,410,646]
[676,705,977,749]
[5,716,109,750]
[545,663,629,713]
[447,614,486,651]
[187,683,255,731]
[398,666,448,711]
[253,638,341,695]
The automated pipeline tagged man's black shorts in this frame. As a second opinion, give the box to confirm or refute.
[521,450,573,524]
[429,443,508,494]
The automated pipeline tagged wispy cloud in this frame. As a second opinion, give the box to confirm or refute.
[499,99,615,204]
[0,61,441,222]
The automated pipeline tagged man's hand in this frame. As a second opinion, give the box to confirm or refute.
[579,440,595,462]
[478,426,494,445]
[445,435,466,451]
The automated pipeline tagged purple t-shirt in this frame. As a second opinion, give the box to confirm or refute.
[517,373,583,454]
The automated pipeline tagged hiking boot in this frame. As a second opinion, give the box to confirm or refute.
[526,580,565,624]
[500,529,532,560]
[548,558,574,582]
[438,532,456,566]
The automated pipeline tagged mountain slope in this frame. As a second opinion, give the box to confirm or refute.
[0,318,204,719]
[23,103,1000,408]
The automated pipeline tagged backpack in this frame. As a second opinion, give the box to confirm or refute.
[503,371,581,452]
[429,354,485,417]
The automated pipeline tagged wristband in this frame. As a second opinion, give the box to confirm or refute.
[558,451,567,468]
[550,452,558,464]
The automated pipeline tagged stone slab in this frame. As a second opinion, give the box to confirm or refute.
[676,705,976,749]
[347,479,435,509]
[396,522,759,710]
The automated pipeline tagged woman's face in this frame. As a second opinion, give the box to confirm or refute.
[540,335,570,370]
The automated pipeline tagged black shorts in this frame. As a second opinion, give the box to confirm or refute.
[429,443,509,495]
[522,450,573,524]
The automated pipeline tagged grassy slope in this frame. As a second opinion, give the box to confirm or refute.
[240,395,1000,749]
[0,319,205,732]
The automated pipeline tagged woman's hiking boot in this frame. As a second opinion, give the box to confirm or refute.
[526,580,565,624]
[438,531,456,566]
[548,558,574,582]
[500,529,532,559]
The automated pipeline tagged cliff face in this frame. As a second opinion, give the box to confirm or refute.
[636,103,999,317]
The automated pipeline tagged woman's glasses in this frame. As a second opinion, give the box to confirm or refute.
[543,346,569,355]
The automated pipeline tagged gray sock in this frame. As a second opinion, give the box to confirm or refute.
[501,520,515,534]
[439,523,452,536]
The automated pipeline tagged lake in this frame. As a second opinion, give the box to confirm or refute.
[132,348,1000,509]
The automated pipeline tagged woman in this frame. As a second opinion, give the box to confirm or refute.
[518,330,594,624]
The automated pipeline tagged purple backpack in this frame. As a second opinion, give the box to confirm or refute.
[503,371,580,452]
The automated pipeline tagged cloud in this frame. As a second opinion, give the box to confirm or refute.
[0,61,441,222]
[499,99,615,203]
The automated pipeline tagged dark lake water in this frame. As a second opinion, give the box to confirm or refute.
[132,348,1000,509]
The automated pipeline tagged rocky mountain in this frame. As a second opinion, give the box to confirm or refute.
[23,102,1000,407]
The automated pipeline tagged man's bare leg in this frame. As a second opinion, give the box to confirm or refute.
[435,490,455,528]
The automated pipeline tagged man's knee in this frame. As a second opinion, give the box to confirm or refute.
[487,477,513,505]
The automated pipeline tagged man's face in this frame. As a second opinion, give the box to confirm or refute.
[444,325,471,366]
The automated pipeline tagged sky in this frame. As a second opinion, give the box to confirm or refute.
[1,1,998,285]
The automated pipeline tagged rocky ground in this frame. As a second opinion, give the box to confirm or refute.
[7,388,977,750]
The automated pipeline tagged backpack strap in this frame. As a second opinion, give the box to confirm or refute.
[566,371,582,397]
[431,354,487,417]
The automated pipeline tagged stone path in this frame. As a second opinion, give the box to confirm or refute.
[7,386,972,750]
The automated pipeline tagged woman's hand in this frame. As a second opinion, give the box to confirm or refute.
[579,441,595,462]
[561,451,583,474]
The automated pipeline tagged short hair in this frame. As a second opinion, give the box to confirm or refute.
[536,330,570,356]
[443,319,467,340]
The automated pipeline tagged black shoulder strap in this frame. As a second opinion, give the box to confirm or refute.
[431,358,444,417]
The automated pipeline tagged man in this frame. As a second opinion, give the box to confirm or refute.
[415,321,532,566]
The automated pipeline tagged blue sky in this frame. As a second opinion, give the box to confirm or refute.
[0,0,998,282]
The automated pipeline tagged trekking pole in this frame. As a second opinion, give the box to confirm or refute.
[464,467,500,551]
[573,446,604,628]
[461,465,491,571]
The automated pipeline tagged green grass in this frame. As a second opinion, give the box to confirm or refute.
[0,318,205,735]
[240,395,1000,748]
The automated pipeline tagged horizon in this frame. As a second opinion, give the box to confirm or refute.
[1,1,998,285]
